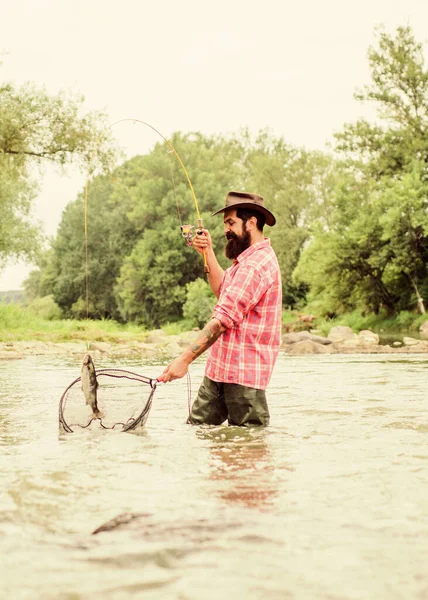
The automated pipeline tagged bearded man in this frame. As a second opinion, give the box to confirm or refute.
[158,191,282,426]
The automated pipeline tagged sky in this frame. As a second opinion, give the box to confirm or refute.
[1,0,428,290]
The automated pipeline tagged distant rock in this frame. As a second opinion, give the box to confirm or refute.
[282,331,332,346]
[286,340,331,355]
[328,326,357,343]
[144,329,168,344]
[403,336,420,346]
[419,321,428,340]
[282,332,304,344]
[176,330,200,348]
[89,341,111,354]
[341,337,362,347]
[401,341,428,353]
[162,340,182,356]
[358,330,379,345]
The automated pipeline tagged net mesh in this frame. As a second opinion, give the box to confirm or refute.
[58,368,157,433]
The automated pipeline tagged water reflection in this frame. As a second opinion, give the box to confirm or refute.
[197,427,278,510]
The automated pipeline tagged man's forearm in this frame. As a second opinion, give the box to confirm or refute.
[182,318,226,363]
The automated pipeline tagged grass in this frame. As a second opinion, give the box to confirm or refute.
[1,302,426,344]
[0,303,148,344]
[311,310,427,337]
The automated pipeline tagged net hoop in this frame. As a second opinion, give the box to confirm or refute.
[58,368,158,433]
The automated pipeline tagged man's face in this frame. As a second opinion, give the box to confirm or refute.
[223,210,251,259]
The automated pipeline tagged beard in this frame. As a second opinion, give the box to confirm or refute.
[225,229,251,260]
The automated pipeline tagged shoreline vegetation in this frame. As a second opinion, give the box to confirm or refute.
[2,27,428,365]
[1,303,428,360]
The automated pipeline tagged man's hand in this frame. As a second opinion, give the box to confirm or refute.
[157,355,191,383]
[157,318,226,383]
[192,228,212,255]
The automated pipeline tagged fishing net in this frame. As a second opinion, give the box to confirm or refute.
[58,368,158,433]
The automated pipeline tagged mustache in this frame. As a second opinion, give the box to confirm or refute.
[225,232,238,240]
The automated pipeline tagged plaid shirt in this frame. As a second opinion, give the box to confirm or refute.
[205,239,282,390]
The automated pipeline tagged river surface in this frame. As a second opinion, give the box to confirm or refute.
[0,352,427,599]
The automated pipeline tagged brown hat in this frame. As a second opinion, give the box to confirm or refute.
[212,191,276,226]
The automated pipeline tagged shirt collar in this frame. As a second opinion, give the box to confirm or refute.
[233,238,271,264]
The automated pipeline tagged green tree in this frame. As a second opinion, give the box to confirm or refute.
[295,26,428,316]
[242,130,339,306]
[182,278,216,328]
[336,26,428,178]
[48,164,139,319]
[0,79,116,267]
[115,132,244,326]
[39,129,336,325]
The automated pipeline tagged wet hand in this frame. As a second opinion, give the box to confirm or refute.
[157,356,190,383]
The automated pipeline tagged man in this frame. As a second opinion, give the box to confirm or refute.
[158,191,282,426]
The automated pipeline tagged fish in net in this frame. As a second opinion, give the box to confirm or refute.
[58,356,158,433]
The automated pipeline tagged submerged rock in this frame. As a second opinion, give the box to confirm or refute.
[92,512,149,535]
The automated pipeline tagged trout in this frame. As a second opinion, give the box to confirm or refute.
[81,353,103,419]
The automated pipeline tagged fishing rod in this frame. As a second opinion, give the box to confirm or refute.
[111,118,209,271]
[83,117,210,317]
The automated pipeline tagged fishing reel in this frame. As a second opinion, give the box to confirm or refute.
[180,220,209,273]
[180,224,204,247]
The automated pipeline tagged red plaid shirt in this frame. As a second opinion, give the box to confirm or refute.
[205,239,282,390]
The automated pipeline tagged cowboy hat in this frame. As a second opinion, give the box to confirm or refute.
[212,191,276,226]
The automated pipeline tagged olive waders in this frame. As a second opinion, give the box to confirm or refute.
[188,376,270,426]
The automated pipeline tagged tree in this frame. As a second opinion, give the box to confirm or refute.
[115,133,244,326]
[182,278,216,328]
[241,130,339,306]
[48,164,139,319]
[335,26,428,178]
[295,26,428,316]
[36,129,336,325]
[0,158,40,268]
[0,79,116,267]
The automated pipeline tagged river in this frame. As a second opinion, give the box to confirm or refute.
[0,352,427,599]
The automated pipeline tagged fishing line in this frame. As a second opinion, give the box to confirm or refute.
[76,118,200,431]
[167,149,183,228]
[83,117,209,314]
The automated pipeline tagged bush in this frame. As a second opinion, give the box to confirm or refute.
[314,309,425,336]
[182,278,216,329]
[26,295,62,320]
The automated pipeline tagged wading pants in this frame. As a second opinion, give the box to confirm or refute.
[188,376,270,427]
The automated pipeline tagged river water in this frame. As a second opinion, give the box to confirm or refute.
[0,352,427,599]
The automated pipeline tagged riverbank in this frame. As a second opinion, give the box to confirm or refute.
[1,326,428,360]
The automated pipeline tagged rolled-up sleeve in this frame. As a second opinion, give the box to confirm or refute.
[213,265,268,329]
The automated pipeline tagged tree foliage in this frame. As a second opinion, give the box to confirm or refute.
[0,78,117,267]
[33,129,335,326]
[182,278,216,329]
[295,26,428,316]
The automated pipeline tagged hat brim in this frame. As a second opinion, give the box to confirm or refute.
[212,202,276,227]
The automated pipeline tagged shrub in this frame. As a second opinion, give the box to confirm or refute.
[26,295,62,320]
[182,278,216,329]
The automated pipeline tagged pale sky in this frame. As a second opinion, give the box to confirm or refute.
[1,0,427,290]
